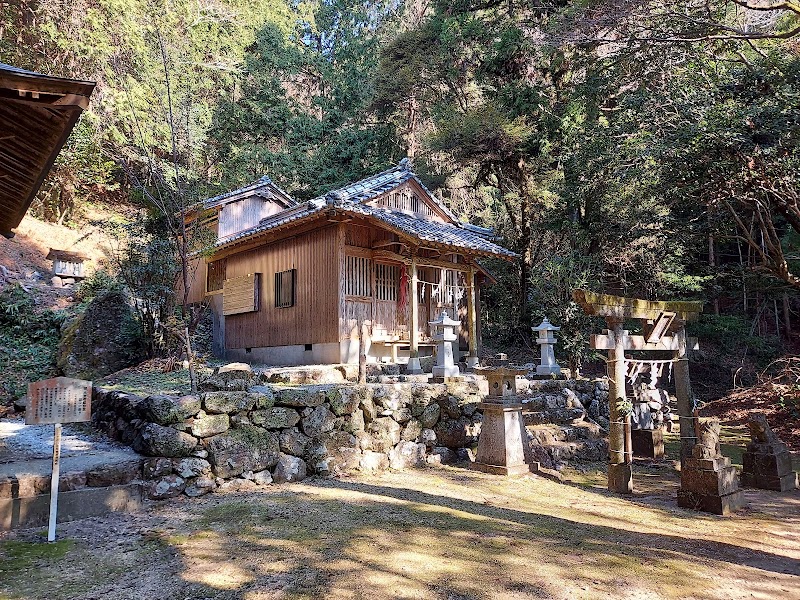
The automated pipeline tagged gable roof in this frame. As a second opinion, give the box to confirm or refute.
[208,161,517,261]
[0,63,95,237]
[201,175,296,211]
[317,158,458,222]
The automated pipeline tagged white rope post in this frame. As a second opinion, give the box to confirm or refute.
[48,423,62,542]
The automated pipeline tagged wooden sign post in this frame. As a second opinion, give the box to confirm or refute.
[26,377,92,542]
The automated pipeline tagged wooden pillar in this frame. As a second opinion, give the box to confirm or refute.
[466,266,479,368]
[407,256,422,374]
[607,316,633,493]
[673,321,695,468]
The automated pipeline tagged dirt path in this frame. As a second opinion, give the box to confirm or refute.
[1,465,798,600]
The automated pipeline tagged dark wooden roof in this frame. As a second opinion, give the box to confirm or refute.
[0,63,95,237]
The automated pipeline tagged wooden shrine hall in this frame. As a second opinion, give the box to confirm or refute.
[185,160,518,367]
[0,63,95,238]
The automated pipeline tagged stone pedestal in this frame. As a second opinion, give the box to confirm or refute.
[470,401,532,476]
[740,413,798,492]
[608,463,633,493]
[631,428,664,459]
[678,455,745,515]
[406,357,423,375]
[741,441,798,492]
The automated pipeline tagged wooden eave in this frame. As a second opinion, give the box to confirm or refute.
[0,64,95,237]
[573,289,703,321]
[208,208,517,264]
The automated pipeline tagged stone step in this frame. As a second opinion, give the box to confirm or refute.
[0,483,143,530]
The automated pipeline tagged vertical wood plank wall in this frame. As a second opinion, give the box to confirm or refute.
[218,197,284,239]
[224,225,339,349]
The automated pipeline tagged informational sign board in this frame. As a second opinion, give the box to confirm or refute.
[26,377,92,425]
[25,376,92,542]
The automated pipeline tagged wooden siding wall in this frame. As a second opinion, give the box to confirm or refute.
[218,197,284,239]
[224,225,340,349]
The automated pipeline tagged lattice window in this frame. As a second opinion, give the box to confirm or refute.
[375,263,399,301]
[345,255,372,297]
[275,269,296,308]
[378,189,434,218]
[207,258,227,293]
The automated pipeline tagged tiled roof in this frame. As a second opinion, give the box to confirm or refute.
[314,158,458,222]
[200,176,297,211]
[213,190,517,260]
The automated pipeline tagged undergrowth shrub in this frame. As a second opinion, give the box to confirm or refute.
[0,284,67,403]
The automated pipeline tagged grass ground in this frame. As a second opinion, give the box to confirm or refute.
[1,453,798,600]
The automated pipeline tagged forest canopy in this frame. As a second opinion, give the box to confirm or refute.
[1,0,798,367]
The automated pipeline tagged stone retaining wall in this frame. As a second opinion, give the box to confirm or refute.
[92,379,485,500]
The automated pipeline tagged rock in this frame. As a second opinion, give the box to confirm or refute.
[51,275,63,288]
[142,457,173,480]
[360,451,389,471]
[420,428,437,448]
[203,391,257,414]
[205,425,280,478]
[438,396,462,419]
[344,409,365,433]
[57,290,143,380]
[462,402,479,417]
[355,431,373,452]
[392,407,412,423]
[279,428,311,456]
[172,457,212,479]
[218,479,258,493]
[302,404,336,437]
[252,469,274,485]
[86,461,141,487]
[372,385,407,412]
[191,413,230,437]
[410,384,448,416]
[219,362,252,375]
[431,446,457,464]
[192,449,209,459]
[277,386,327,408]
[273,453,307,483]
[401,419,423,442]
[135,423,197,457]
[308,431,359,474]
[360,396,378,423]
[148,475,185,500]
[419,403,441,429]
[247,386,276,409]
[140,394,201,425]
[251,407,301,429]
[434,418,471,448]
[329,385,369,416]
[184,477,216,497]
[367,417,402,453]
[389,441,426,470]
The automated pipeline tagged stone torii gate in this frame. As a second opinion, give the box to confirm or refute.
[573,289,703,493]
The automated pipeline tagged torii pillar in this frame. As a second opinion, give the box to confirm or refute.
[573,289,703,493]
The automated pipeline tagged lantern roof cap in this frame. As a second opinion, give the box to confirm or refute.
[533,317,560,332]
[429,310,460,328]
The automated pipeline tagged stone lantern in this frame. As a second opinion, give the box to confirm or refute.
[532,317,561,376]
[429,310,461,378]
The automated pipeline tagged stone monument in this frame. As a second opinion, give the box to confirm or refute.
[471,366,533,476]
[741,413,798,492]
[532,317,561,376]
[677,418,744,515]
[429,310,461,379]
